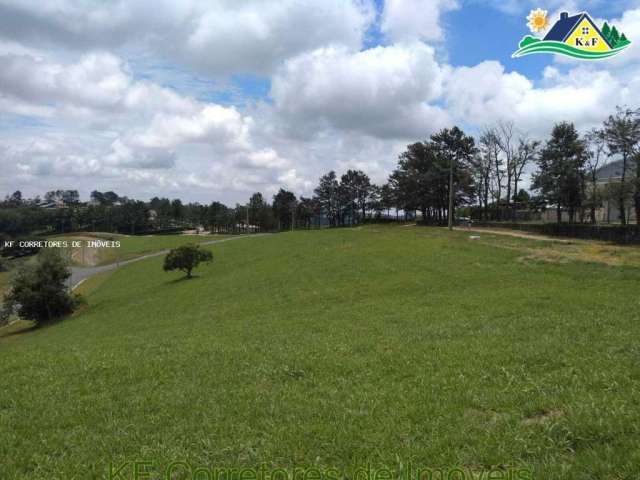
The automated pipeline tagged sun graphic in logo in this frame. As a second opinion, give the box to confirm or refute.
[527,8,550,33]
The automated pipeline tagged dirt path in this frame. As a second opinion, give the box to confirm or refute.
[456,227,573,243]
[70,234,269,290]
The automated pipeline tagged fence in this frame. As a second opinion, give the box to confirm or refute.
[471,221,640,244]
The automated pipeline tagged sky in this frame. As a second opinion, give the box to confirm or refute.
[0,0,639,204]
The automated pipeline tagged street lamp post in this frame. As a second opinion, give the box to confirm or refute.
[448,153,455,231]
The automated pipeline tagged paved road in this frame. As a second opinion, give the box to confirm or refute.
[69,234,269,290]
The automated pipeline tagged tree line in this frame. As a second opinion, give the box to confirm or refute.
[2,106,639,240]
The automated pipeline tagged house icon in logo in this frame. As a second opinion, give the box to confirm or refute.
[513,10,631,60]
[544,12,611,51]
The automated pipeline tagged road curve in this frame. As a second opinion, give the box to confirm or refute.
[70,234,269,290]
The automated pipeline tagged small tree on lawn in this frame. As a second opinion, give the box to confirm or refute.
[163,244,213,278]
[3,249,78,326]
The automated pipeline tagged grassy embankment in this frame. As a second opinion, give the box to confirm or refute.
[51,232,231,266]
[1,225,640,479]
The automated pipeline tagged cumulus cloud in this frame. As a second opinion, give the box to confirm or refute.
[443,61,635,136]
[271,43,449,139]
[381,0,459,41]
[2,1,640,204]
[0,51,198,120]
[0,0,375,75]
[0,49,295,201]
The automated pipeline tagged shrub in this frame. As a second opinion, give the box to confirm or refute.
[3,249,79,325]
[163,244,213,278]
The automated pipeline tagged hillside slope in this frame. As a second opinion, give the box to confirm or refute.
[1,226,640,478]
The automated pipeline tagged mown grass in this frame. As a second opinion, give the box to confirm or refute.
[51,232,232,266]
[1,225,640,479]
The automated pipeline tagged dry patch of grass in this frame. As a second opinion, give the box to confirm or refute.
[466,229,640,268]
[523,409,565,425]
[517,243,640,267]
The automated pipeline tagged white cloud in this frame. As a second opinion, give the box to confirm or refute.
[129,105,253,151]
[381,0,459,41]
[443,60,635,136]
[271,43,449,139]
[0,0,375,76]
[2,1,640,205]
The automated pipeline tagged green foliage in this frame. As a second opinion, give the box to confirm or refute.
[390,127,476,223]
[340,170,372,223]
[598,22,630,48]
[610,26,620,46]
[314,171,341,226]
[272,188,297,230]
[3,249,78,325]
[519,35,540,48]
[532,122,586,222]
[163,243,213,278]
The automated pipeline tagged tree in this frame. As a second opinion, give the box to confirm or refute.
[367,185,383,219]
[610,26,620,47]
[604,107,640,224]
[479,129,504,218]
[390,128,475,225]
[512,138,539,215]
[208,201,231,232]
[296,197,316,228]
[339,170,371,223]
[163,244,213,278]
[584,128,608,223]
[471,151,490,220]
[44,189,79,205]
[390,142,442,222]
[379,183,395,217]
[171,199,184,222]
[430,127,477,228]
[532,122,586,223]
[3,250,78,325]
[496,121,517,209]
[120,200,149,234]
[4,190,23,207]
[314,171,341,226]
[272,189,297,230]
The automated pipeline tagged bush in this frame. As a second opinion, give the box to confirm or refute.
[3,249,80,325]
[163,244,213,278]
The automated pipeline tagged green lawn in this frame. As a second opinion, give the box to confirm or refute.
[1,226,640,479]
[51,232,231,266]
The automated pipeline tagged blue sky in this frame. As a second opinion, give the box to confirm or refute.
[0,0,639,203]
[126,2,635,110]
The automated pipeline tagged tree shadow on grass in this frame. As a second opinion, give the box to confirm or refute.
[165,274,203,285]
[0,319,37,338]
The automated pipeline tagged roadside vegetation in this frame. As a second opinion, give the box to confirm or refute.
[1,225,640,478]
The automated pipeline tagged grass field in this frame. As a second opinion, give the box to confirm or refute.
[51,232,231,266]
[1,225,640,479]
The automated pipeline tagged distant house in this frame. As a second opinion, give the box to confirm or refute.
[544,12,613,52]
[595,159,637,223]
[37,199,66,209]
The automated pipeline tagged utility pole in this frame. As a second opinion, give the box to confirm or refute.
[448,153,455,230]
